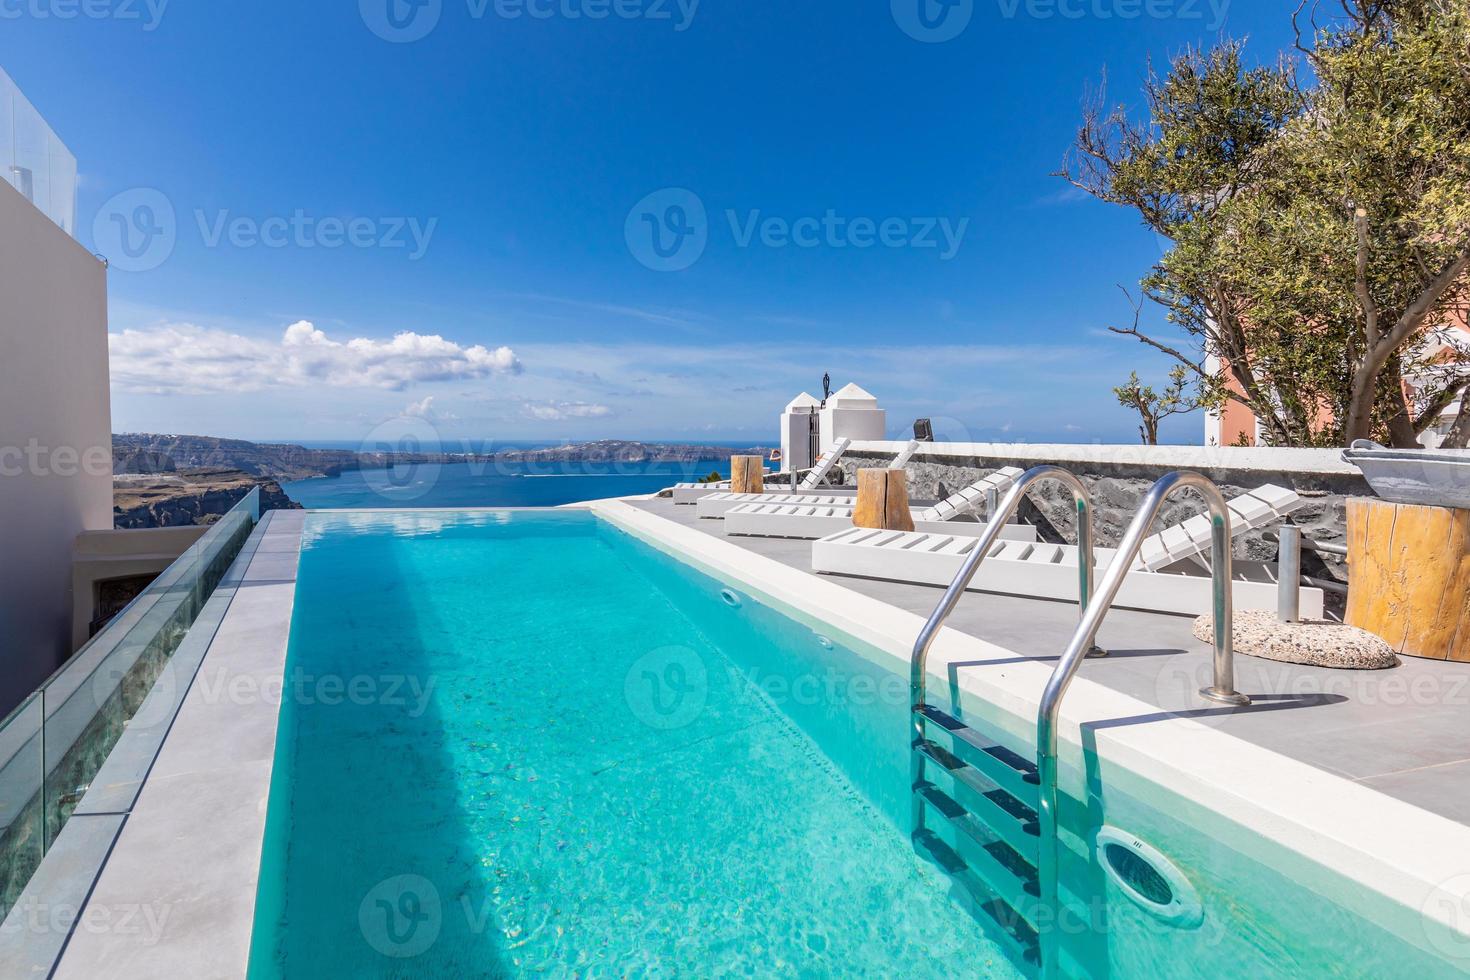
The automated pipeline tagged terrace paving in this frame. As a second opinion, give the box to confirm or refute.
[630,496,1470,826]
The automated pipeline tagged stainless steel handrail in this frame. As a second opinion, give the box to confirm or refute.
[909,466,1095,830]
[1034,471,1248,979]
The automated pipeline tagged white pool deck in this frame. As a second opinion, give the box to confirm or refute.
[13,499,1470,977]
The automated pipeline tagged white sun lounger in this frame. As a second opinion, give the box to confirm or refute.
[811,484,1319,617]
[726,503,1041,542]
[670,437,854,504]
[716,467,1029,535]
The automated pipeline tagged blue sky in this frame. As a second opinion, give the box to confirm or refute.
[3,0,1294,446]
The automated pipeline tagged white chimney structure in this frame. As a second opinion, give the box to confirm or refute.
[819,383,886,454]
[779,392,821,473]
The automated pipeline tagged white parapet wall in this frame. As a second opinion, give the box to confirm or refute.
[0,179,112,713]
[845,440,1360,476]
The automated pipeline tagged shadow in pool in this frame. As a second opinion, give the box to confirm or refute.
[247,519,511,979]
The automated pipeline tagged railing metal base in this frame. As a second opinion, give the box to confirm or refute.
[1199,686,1251,706]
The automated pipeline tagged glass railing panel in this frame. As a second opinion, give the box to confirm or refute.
[0,694,43,920]
[40,491,261,837]
[0,65,78,236]
[0,489,263,918]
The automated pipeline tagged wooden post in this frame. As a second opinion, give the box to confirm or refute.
[853,468,915,532]
[1346,497,1470,662]
[730,456,764,495]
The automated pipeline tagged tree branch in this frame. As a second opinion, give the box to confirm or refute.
[1354,208,1379,350]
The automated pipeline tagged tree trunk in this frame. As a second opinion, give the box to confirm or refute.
[1347,499,1470,662]
[730,456,764,494]
[1385,365,1422,449]
[1345,367,1379,445]
[1445,397,1470,449]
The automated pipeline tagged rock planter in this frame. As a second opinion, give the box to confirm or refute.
[1193,611,1398,669]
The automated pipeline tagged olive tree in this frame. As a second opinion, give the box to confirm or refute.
[1063,0,1470,447]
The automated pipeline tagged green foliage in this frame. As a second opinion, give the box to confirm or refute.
[1064,0,1470,447]
[698,471,723,484]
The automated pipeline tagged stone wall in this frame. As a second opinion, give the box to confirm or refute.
[837,448,1373,597]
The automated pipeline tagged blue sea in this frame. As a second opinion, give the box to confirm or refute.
[282,458,736,509]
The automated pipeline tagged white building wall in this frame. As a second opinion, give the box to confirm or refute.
[0,179,112,713]
[779,392,821,473]
[818,384,886,454]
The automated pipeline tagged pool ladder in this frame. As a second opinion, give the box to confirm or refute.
[908,470,1248,978]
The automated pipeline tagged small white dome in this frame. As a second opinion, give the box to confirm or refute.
[827,382,878,407]
[784,391,821,411]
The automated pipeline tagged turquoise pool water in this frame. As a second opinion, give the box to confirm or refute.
[248,511,1023,978]
[249,510,1470,979]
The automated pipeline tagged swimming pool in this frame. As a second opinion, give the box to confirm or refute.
[247,510,1470,978]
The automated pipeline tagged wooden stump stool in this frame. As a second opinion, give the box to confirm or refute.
[853,468,915,532]
[730,456,764,495]
[1346,497,1470,662]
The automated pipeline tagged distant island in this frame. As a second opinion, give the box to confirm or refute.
[111,434,773,527]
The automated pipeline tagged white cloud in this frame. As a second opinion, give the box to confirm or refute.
[404,395,458,421]
[109,320,521,394]
[521,401,615,421]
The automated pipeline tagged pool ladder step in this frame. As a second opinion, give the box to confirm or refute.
[912,703,1046,964]
[917,704,1040,806]
[914,826,1041,969]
